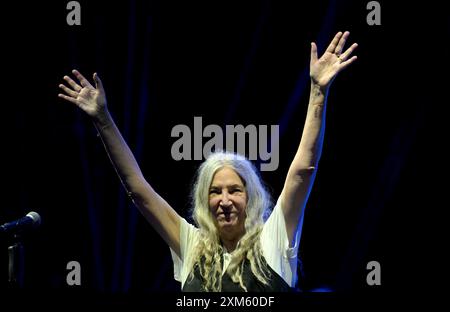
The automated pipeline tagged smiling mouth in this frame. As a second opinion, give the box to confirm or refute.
[218,212,235,222]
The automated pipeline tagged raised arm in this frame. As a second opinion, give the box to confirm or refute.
[59,70,182,256]
[281,32,358,244]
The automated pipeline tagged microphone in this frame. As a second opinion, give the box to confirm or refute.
[0,211,41,234]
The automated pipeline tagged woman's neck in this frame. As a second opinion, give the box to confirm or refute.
[220,232,244,252]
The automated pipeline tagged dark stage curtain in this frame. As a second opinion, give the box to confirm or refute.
[0,0,444,305]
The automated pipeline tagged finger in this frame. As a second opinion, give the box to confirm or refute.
[59,84,78,97]
[58,93,79,106]
[310,42,318,63]
[63,75,82,92]
[339,55,358,70]
[93,72,104,91]
[325,32,343,54]
[72,69,93,88]
[334,31,350,55]
[338,43,358,62]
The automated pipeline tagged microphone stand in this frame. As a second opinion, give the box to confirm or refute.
[7,233,25,288]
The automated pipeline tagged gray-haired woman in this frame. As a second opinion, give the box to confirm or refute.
[58,31,357,292]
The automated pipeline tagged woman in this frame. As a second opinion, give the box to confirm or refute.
[58,31,357,291]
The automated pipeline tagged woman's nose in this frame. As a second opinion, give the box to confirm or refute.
[220,192,231,207]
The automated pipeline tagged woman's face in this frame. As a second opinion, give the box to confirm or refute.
[209,167,248,238]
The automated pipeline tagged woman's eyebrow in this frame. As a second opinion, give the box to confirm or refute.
[209,184,243,189]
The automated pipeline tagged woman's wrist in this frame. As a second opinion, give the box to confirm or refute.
[310,81,328,105]
[93,109,112,129]
[310,81,329,95]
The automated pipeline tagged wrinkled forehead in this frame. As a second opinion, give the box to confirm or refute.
[210,167,246,187]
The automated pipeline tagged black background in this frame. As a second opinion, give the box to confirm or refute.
[0,0,446,307]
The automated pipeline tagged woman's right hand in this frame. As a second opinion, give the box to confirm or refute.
[59,69,107,120]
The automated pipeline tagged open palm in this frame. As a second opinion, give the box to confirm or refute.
[58,69,107,118]
[310,31,358,89]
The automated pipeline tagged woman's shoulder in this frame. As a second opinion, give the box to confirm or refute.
[179,217,201,242]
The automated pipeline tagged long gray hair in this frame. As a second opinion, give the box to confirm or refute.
[189,151,273,291]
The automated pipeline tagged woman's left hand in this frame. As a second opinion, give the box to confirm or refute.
[310,31,358,90]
